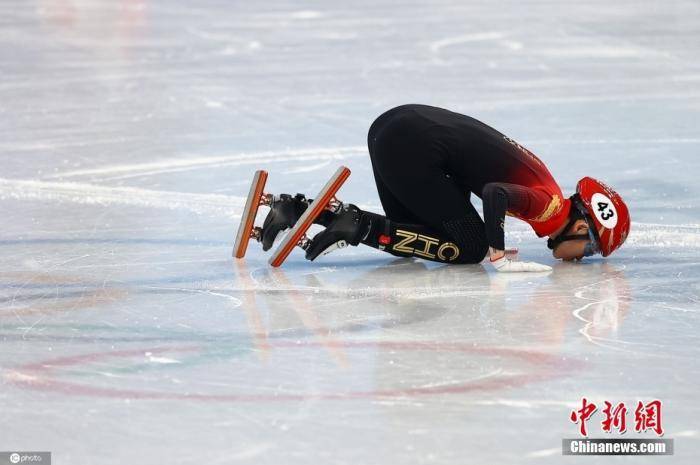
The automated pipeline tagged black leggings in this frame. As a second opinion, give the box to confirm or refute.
[363,107,489,264]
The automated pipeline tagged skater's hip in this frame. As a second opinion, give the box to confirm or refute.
[366,104,430,149]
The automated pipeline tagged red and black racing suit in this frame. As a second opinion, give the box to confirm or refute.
[360,104,571,263]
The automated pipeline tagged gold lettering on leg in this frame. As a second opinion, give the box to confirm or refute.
[413,234,439,259]
[393,230,417,254]
[437,242,460,261]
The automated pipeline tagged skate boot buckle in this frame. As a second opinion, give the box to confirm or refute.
[320,240,347,256]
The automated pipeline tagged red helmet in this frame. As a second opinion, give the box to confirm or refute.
[575,177,630,257]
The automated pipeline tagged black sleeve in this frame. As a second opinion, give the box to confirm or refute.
[480,182,533,250]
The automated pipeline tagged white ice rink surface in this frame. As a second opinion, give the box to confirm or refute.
[1,0,700,464]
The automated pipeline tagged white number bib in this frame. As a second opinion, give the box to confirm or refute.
[591,193,618,229]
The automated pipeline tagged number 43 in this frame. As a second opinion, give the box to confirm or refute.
[597,202,615,220]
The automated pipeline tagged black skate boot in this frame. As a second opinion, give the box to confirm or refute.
[260,194,335,251]
[305,203,368,260]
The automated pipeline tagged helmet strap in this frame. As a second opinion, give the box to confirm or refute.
[547,194,591,250]
[547,214,583,250]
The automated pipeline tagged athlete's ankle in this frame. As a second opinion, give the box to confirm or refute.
[357,210,389,249]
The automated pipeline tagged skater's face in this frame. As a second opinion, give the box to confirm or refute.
[552,219,591,261]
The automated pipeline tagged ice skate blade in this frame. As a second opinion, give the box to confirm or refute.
[233,170,268,259]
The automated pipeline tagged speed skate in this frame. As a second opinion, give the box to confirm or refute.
[233,166,351,266]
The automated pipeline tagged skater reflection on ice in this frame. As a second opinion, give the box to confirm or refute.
[236,105,631,272]
[486,262,631,347]
[231,259,631,362]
